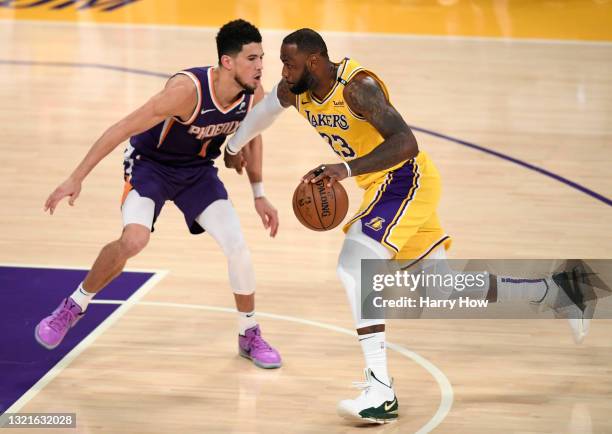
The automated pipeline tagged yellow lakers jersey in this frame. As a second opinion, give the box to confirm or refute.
[296,57,407,189]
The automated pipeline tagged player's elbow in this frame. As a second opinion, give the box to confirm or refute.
[397,130,419,160]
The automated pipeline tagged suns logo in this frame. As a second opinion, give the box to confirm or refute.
[364,216,385,231]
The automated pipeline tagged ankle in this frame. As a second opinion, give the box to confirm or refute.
[70,282,95,311]
[238,311,257,335]
[359,332,390,386]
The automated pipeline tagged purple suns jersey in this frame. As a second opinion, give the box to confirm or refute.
[130,66,255,167]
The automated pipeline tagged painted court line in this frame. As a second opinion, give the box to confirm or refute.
[2,271,451,431]
[0,262,167,274]
[408,125,612,208]
[0,58,608,208]
[4,270,168,415]
[91,299,454,434]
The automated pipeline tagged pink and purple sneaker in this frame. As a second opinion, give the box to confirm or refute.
[35,298,84,350]
[239,325,281,369]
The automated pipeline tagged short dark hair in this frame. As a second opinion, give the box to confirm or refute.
[216,19,262,62]
[282,28,328,58]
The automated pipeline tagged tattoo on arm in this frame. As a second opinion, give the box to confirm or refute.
[343,73,418,176]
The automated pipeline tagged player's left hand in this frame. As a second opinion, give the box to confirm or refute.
[254,196,279,238]
[302,163,348,187]
[224,146,247,174]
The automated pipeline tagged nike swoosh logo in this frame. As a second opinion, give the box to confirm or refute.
[384,398,397,412]
[201,108,216,115]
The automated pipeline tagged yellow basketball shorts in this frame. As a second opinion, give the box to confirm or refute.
[342,151,451,261]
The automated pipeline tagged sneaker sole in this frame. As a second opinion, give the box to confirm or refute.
[239,348,282,369]
[337,406,398,424]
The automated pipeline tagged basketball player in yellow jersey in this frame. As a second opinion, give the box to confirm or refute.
[224,28,434,423]
[224,28,592,424]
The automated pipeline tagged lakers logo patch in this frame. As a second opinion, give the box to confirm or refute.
[365,216,385,231]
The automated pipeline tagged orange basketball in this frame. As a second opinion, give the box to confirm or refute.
[292,178,349,231]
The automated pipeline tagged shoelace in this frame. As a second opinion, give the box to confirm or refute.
[250,335,273,351]
[48,304,77,332]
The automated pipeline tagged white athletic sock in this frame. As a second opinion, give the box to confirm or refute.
[359,332,391,386]
[70,282,95,311]
[496,276,548,303]
[238,311,258,335]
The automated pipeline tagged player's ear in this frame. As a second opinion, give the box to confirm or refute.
[220,54,234,70]
[306,54,318,71]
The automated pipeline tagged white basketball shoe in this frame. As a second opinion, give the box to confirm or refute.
[337,368,398,424]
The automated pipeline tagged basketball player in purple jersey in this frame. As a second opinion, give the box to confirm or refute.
[35,19,282,369]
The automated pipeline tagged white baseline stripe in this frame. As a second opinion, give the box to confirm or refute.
[0,262,167,274]
[0,18,610,46]
[5,271,168,414]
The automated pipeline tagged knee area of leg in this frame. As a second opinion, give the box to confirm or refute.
[336,239,368,272]
[119,231,149,257]
[336,259,359,290]
[336,263,344,282]
[336,260,351,280]
[225,239,250,262]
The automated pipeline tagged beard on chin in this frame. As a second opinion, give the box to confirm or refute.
[235,76,256,94]
[289,70,313,95]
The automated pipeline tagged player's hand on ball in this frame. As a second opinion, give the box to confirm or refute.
[303,163,348,187]
[224,146,247,175]
[44,176,82,215]
[254,196,279,238]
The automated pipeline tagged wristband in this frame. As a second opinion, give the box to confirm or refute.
[225,143,239,156]
[251,182,265,198]
[342,161,352,177]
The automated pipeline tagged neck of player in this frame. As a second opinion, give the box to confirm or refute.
[312,61,339,100]
[213,67,244,108]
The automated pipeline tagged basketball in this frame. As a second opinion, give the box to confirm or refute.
[292,178,349,231]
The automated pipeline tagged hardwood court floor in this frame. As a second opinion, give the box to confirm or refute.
[0,20,611,433]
